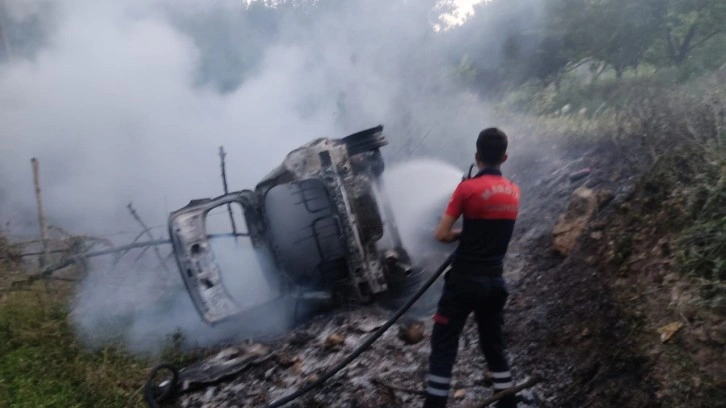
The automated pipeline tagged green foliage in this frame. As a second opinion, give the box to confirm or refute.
[676,216,726,282]
[659,0,726,66]
[675,157,726,283]
[0,236,20,268]
[4,0,725,94]
[436,0,556,93]
[549,0,665,77]
[0,279,151,407]
[440,0,726,94]
[605,69,726,286]
[502,66,726,289]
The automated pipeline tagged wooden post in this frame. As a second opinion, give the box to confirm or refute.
[31,158,49,267]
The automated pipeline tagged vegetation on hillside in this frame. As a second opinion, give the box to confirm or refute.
[445,0,726,93]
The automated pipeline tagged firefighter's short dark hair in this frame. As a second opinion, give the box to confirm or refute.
[476,127,508,165]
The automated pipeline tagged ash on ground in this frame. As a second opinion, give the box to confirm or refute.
[179,305,541,408]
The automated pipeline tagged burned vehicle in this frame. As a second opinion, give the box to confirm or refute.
[168,125,420,325]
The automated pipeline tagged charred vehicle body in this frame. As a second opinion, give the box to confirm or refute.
[168,125,421,325]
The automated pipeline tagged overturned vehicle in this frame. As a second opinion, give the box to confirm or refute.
[168,126,428,325]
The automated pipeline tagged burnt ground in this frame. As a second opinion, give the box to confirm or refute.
[177,139,725,408]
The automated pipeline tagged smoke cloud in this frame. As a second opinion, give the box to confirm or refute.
[0,0,504,354]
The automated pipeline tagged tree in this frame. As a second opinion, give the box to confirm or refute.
[660,0,726,65]
[439,0,551,93]
[548,0,664,79]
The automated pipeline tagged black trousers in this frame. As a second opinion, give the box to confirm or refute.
[423,270,517,408]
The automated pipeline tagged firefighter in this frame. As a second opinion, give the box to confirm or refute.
[423,128,520,408]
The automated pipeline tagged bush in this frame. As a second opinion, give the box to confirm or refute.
[503,69,726,289]
[677,217,726,283]
[614,70,726,286]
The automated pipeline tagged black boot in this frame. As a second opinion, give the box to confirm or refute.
[423,394,448,408]
[495,394,518,408]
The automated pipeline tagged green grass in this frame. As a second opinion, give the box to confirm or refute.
[0,276,151,408]
[676,162,726,285]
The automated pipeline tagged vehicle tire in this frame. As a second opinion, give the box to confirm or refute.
[342,125,388,155]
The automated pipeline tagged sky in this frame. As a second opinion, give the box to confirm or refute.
[448,0,485,25]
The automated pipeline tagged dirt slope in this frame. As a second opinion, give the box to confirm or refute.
[505,141,725,408]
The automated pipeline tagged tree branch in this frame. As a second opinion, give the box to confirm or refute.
[676,23,699,63]
[689,29,724,51]
[218,146,238,240]
[666,29,677,62]
[564,58,594,73]
[127,203,172,275]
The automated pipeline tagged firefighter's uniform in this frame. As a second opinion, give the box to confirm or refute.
[424,167,520,408]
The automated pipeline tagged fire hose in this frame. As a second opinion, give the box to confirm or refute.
[143,251,455,408]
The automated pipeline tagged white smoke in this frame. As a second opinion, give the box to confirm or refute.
[381,158,466,257]
[0,0,500,354]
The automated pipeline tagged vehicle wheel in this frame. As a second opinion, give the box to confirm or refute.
[342,125,388,155]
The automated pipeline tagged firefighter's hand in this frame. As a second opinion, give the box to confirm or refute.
[434,215,460,243]
[450,228,462,241]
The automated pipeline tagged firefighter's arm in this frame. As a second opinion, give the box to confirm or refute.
[434,214,461,243]
[434,183,467,242]
[436,182,465,243]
